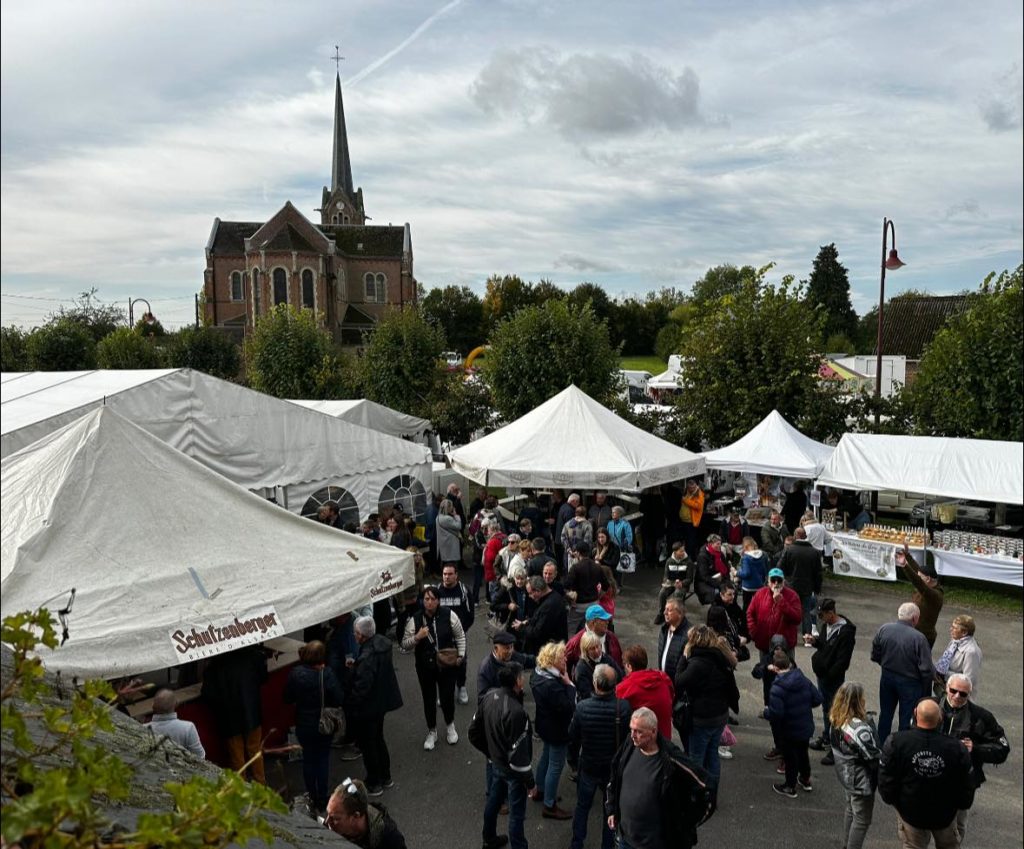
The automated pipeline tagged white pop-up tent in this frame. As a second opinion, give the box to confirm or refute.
[448,384,704,489]
[703,410,835,478]
[288,398,431,441]
[1,407,413,679]
[817,433,1024,505]
[0,370,432,522]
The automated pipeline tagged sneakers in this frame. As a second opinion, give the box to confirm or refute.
[383,779,396,789]
[763,747,780,760]
[446,723,459,745]
[424,729,438,750]
[482,836,509,849]
[821,752,835,766]
[775,762,787,775]
[773,783,797,798]
[808,736,827,751]
[542,804,573,820]
[718,746,734,760]
[458,686,470,705]
[339,745,362,761]
[366,784,384,797]
[797,777,813,792]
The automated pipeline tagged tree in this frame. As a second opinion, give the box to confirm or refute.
[96,327,164,369]
[420,285,484,354]
[25,318,98,370]
[565,282,614,326]
[358,307,446,419]
[531,279,565,306]
[48,288,126,343]
[1,325,29,371]
[165,326,242,379]
[480,274,537,333]
[1,608,285,848]
[482,298,620,421]
[426,373,494,446]
[689,264,757,307]
[804,243,858,342]
[910,265,1023,441]
[675,265,844,444]
[244,304,345,398]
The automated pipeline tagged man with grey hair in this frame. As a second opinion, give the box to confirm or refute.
[347,615,403,796]
[567,663,630,849]
[607,707,712,849]
[513,576,567,655]
[871,602,934,743]
[149,689,205,758]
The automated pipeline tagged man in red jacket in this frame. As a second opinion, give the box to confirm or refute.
[482,520,506,604]
[746,567,802,720]
[564,604,623,676]
[616,645,675,740]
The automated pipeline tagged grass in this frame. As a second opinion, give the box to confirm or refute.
[828,571,1023,616]
[619,355,667,374]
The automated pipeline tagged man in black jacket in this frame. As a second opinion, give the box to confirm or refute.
[778,528,822,637]
[606,707,713,849]
[879,699,974,848]
[201,644,268,784]
[934,674,1010,843]
[479,663,534,849]
[567,664,631,849]
[656,596,690,675]
[807,597,856,764]
[477,631,536,703]
[512,577,567,655]
[346,616,404,796]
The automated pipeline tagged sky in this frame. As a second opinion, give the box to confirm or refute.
[2,0,1022,330]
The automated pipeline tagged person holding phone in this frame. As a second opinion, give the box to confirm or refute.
[895,544,944,649]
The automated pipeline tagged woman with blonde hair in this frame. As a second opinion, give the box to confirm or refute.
[828,682,880,849]
[573,630,622,700]
[934,614,982,697]
[529,641,576,818]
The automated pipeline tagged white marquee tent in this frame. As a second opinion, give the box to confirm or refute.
[1,407,413,679]
[703,410,835,478]
[0,370,432,521]
[288,398,431,441]
[448,385,704,489]
[816,433,1024,505]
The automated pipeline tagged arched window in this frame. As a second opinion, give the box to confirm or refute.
[252,269,261,317]
[230,270,243,301]
[378,475,428,524]
[302,485,360,526]
[364,272,387,303]
[301,269,315,309]
[273,268,288,306]
[332,214,339,225]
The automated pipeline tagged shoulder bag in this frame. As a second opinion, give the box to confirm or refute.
[318,668,347,738]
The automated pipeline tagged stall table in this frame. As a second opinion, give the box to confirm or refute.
[829,532,925,582]
[931,549,1023,587]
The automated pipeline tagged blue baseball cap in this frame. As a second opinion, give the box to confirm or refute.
[768,568,785,580]
[585,604,612,621]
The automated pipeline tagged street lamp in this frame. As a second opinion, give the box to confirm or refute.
[874,218,905,426]
[128,298,156,327]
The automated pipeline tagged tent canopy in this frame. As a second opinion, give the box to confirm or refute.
[1,370,431,518]
[448,385,704,489]
[817,433,1024,505]
[288,398,431,440]
[1,407,413,679]
[703,410,835,478]
[647,369,683,390]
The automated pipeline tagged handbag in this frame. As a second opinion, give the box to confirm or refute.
[617,550,636,574]
[317,668,346,738]
[428,620,461,668]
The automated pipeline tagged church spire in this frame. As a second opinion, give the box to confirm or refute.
[331,72,354,195]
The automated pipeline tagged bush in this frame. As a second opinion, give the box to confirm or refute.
[166,326,241,379]
[96,327,164,369]
[25,318,98,370]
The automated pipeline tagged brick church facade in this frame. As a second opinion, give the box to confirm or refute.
[202,74,416,345]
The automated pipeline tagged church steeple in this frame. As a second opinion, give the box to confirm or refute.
[321,66,364,227]
[331,73,354,196]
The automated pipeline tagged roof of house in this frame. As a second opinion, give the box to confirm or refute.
[208,221,262,255]
[878,295,970,358]
[209,220,405,258]
[261,222,318,253]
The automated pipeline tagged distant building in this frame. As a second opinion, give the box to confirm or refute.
[875,294,969,383]
[202,74,416,345]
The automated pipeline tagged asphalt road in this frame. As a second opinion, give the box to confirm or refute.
[289,564,1023,849]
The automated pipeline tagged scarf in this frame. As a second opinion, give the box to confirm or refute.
[935,636,967,677]
[709,546,729,578]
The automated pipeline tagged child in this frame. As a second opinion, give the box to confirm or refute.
[767,650,822,797]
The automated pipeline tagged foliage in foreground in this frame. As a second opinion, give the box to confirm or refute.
[0,609,286,848]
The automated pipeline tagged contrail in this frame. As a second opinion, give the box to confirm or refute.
[347,0,465,88]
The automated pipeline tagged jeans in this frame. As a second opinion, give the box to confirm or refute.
[295,727,332,811]
[571,770,614,849]
[818,676,842,740]
[351,715,390,788]
[472,557,485,604]
[878,669,927,743]
[800,593,817,636]
[416,663,457,729]
[842,791,875,849]
[779,736,810,788]
[483,766,528,849]
[457,646,469,688]
[534,742,567,807]
[687,723,724,791]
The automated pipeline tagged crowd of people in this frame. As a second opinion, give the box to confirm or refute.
[142,483,1011,849]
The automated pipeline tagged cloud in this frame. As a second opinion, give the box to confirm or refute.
[980,63,1023,131]
[470,48,704,138]
[553,252,620,273]
[944,199,984,220]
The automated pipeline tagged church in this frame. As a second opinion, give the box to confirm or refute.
[202,74,416,345]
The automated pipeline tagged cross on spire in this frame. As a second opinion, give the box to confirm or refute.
[332,45,345,73]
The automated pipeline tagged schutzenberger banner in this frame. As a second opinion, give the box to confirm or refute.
[169,607,285,662]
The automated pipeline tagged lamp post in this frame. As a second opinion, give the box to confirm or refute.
[128,298,156,327]
[874,218,905,426]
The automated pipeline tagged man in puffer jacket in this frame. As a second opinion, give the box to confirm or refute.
[767,650,822,797]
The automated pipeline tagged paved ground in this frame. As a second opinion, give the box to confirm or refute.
[289,564,1023,848]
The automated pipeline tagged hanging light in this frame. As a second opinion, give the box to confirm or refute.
[884,249,906,270]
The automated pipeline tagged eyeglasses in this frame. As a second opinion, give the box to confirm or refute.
[947,687,970,698]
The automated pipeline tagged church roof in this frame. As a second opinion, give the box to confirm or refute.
[208,221,261,255]
[341,304,377,325]
[262,222,318,253]
[323,224,406,257]
[331,73,354,196]
[877,294,970,358]
[209,222,405,258]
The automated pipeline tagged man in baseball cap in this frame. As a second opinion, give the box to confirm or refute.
[564,603,622,675]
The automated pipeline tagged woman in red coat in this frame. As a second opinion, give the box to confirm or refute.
[615,644,675,740]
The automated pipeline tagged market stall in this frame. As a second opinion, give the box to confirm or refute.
[817,433,1024,586]
[447,384,704,488]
